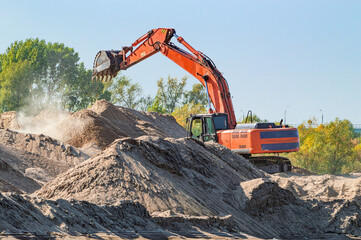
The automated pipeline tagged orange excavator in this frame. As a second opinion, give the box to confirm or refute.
[92,28,299,173]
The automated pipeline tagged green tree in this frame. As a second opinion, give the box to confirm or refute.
[64,63,110,112]
[171,103,207,129]
[154,75,187,113]
[139,95,153,112]
[0,61,32,112]
[0,38,109,112]
[290,118,361,174]
[36,42,79,103]
[108,75,143,109]
[147,95,166,114]
[183,83,208,107]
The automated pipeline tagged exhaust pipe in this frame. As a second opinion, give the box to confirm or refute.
[92,50,123,81]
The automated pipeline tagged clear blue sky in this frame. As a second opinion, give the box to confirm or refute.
[1,0,360,124]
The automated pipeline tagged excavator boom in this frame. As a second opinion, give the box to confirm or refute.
[92,28,237,129]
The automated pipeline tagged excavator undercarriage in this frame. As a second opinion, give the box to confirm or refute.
[246,156,292,174]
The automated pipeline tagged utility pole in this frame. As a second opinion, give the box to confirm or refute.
[319,109,323,124]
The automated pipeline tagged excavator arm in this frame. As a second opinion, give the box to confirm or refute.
[92,28,237,129]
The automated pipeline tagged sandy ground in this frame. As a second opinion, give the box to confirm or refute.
[0,100,360,239]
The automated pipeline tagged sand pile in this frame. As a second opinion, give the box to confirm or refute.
[270,173,361,236]
[0,99,185,192]
[0,192,157,234]
[1,100,361,238]
[61,100,187,149]
[35,136,265,206]
[37,135,351,238]
[35,136,278,237]
[0,129,89,189]
[0,191,254,239]
[272,173,361,201]
[0,100,187,150]
[0,156,40,193]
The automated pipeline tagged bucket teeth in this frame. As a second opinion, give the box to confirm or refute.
[92,74,114,82]
[92,50,122,82]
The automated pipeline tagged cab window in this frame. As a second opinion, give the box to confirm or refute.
[213,115,228,130]
[205,117,215,135]
[191,118,202,139]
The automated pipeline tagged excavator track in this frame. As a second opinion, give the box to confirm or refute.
[246,156,292,174]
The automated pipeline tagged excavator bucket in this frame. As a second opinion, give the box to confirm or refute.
[92,50,123,81]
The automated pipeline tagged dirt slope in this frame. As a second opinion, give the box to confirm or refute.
[271,173,361,236]
[0,129,89,188]
[35,136,265,207]
[0,191,254,239]
[0,192,156,234]
[62,100,187,149]
[1,100,361,238]
[0,100,186,192]
[35,136,278,237]
[0,100,187,150]
[272,173,361,201]
[0,156,40,193]
[35,134,361,238]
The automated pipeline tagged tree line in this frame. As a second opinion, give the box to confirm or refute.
[1,38,360,174]
[0,38,208,120]
[289,118,361,174]
[0,38,109,113]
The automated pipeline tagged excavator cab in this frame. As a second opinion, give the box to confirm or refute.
[187,113,228,142]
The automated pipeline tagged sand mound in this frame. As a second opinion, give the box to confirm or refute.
[62,100,187,149]
[0,192,254,239]
[0,156,40,193]
[268,173,361,236]
[34,135,361,237]
[35,136,265,208]
[240,178,298,216]
[0,192,156,234]
[35,136,279,237]
[271,173,361,201]
[1,100,361,238]
[2,100,187,150]
[0,129,89,191]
